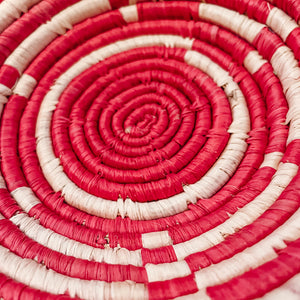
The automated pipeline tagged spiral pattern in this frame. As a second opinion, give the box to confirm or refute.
[0,0,300,299]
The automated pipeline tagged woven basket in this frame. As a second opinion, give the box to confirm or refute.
[0,0,300,299]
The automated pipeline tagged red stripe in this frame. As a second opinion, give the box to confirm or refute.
[148,274,198,300]
[286,28,300,61]
[0,189,21,218]
[0,65,19,88]
[142,245,177,265]
[137,1,200,21]
[253,27,283,61]
[109,0,129,9]
[0,273,76,300]
[281,140,300,165]
[252,63,289,154]
[1,95,29,191]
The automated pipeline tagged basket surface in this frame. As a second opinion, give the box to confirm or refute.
[0,0,300,299]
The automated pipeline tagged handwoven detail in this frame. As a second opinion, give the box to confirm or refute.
[0,0,300,299]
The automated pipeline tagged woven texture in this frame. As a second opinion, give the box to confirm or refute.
[0,0,300,299]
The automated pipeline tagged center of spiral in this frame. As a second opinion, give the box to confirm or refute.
[50,46,232,202]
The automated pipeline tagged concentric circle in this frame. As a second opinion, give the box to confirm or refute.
[0,0,300,299]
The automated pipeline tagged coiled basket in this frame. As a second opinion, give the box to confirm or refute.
[0,0,300,299]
